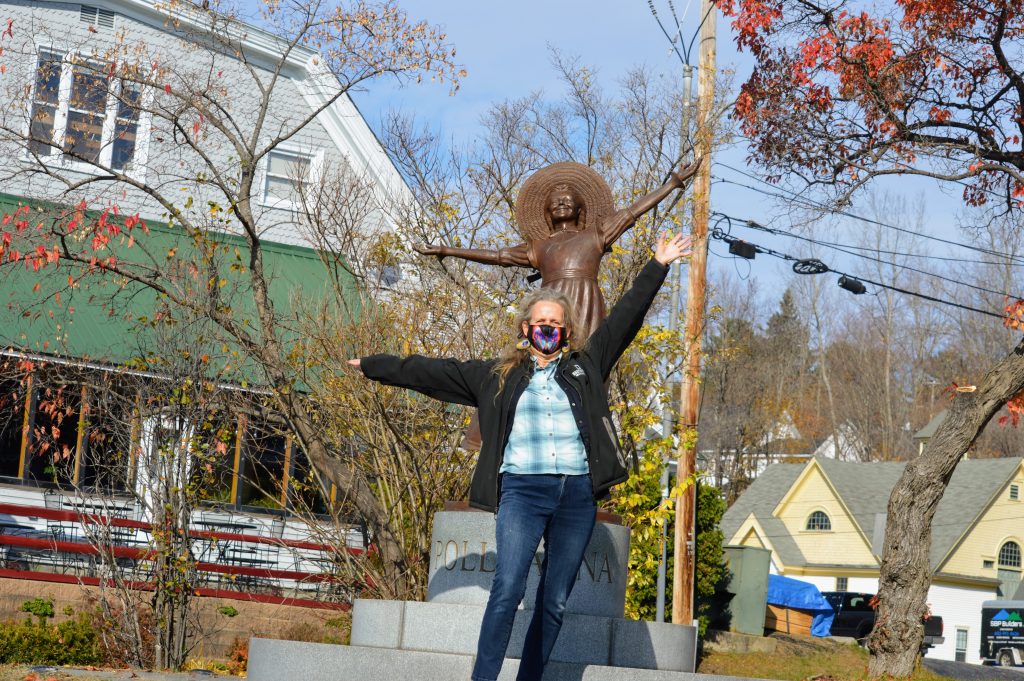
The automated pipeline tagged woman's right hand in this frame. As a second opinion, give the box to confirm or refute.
[347,359,361,368]
[654,231,693,265]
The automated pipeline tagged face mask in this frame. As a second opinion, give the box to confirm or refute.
[527,324,567,354]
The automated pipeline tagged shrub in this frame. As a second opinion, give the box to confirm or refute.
[280,612,352,646]
[20,598,55,623]
[83,592,156,668]
[0,609,102,665]
[323,614,351,645]
[225,636,248,675]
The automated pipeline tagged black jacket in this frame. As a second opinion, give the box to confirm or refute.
[360,257,670,512]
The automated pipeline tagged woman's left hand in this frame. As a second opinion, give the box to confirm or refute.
[654,231,693,265]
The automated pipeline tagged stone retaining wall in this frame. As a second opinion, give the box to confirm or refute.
[0,576,346,659]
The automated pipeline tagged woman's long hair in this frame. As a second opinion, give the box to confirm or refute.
[494,288,582,391]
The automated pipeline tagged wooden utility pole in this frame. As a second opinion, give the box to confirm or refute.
[673,0,716,626]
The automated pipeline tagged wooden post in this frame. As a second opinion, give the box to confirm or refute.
[281,434,292,508]
[18,372,35,480]
[673,0,716,626]
[230,414,246,506]
[72,384,88,486]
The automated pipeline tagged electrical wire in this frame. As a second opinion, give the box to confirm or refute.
[648,0,689,64]
[714,210,1024,301]
[707,229,1009,320]
[712,162,1024,266]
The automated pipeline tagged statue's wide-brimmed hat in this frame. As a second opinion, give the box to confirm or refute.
[515,162,614,242]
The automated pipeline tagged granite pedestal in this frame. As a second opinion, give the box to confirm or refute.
[428,508,631,619]
[248,508,699,680]
[248,637,762,681]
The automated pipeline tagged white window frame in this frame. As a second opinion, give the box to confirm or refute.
[24,46,153,182]
[999,540,1022,569]
[1011,483,1020,501]
[805,509,832,532]
[955,627,968,663]
[259,146,324,211]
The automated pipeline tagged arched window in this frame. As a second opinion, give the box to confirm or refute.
[806,510,831,531]
[999,541,1022,569]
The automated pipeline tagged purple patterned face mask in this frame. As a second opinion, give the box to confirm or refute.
[528,324,566,354]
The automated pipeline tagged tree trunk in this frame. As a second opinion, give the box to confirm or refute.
[867,338,1024,677]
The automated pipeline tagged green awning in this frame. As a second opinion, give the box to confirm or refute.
[0,192,358,387]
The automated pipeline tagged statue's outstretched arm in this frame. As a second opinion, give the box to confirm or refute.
[600,158,703,248]
[413,242,531,268]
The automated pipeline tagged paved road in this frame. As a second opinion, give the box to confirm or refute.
[923,658,1024,681]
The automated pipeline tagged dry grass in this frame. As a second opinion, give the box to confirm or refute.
[698,635,957,681]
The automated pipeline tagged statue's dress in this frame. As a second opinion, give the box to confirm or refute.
[530,227,607,340]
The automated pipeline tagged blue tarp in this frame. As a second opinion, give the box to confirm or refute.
[766,574,835,637]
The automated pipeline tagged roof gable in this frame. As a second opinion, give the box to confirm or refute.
[731,513,787,572]
[932,458,1024,571]
[722,456,1024,571]
[721,463,807,568]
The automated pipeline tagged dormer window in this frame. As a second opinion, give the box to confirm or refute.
[806,510,832,531]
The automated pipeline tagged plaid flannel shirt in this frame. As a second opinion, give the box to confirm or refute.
[500,357,588,475]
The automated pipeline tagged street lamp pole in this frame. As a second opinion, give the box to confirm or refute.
[655,62,694,624]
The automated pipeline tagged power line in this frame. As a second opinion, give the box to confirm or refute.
[707,228,1009,320]
[709,177,1021,269]
[711,162,1024,266]
[715,211,1024,301]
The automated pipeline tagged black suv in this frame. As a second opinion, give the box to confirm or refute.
[823,591,876,640]
[822,591,944,651]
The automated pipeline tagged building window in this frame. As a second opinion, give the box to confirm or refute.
[1011,484,1020,501]
[289,446,329,515]
[27,384,82,487]
[984,559,995,569]
[835,577,848,591]
[0,378,29,480]
[238,418,288,510]
[263,150,312,207]
[805,510,831,531]
[28,50,144,172]
[955,628,968,663]
[1000,541,1022,569]
[190,415,239,505]
[28,52,61,158]
[79,385,133,494]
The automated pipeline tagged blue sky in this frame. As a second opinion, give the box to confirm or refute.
[345,0,825,294]
[354,3,1003,313]
[349,1,711,140]
[247,0,1003,320]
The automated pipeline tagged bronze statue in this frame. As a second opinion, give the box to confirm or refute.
[415,159,701,339]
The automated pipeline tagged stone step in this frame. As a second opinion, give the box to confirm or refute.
[247,638,766,681]
[350,598,697,672]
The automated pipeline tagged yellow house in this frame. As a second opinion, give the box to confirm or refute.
[721,457,1024,664]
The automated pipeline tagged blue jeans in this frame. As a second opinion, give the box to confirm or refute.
[471,473,597,681]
